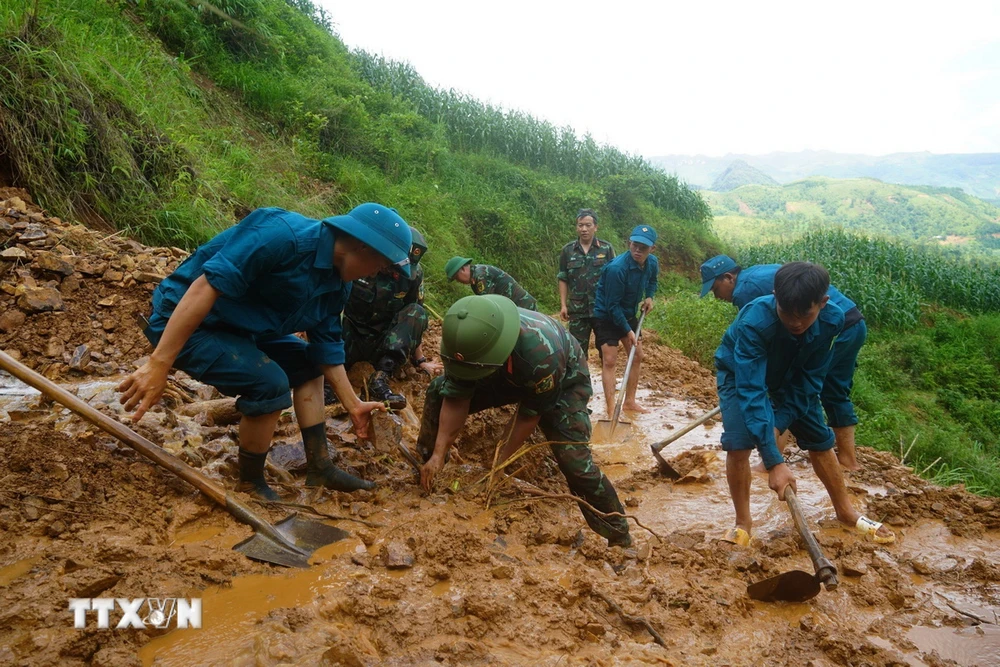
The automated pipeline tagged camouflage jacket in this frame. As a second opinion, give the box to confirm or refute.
[470,264,537,310]
[556,238,615,317]
[438,309,588,415]
[344,264,424,335]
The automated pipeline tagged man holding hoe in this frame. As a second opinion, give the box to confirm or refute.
[118,204,413,500]
[714,261,894,546]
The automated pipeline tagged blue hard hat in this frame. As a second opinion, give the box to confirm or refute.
[324,203,413,277]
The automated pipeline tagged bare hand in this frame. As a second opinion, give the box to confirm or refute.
[559,306,569,321]
[418,359,443,376]
[625,330,638,347]
[641,297,654,315]
[118,358,171,422]
[767,463,797,500]
[350,401,386,444]
[420,453,445,492]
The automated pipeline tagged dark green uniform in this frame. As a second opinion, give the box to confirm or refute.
[343,264,428,368]
[469,264,537,310]
[557,238,615,354]
[417,308,629,543]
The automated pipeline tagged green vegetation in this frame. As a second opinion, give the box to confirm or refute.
[652,228,1000,495]
[706,177,1000,251]
[0,0,715,313]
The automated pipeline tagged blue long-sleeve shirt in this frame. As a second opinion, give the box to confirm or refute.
[714,295,845,468]
[152,207,352,366]
[593,252,658,335]
[732,264,858,317]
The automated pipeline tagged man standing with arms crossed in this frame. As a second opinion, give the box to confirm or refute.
[557,208,616,357]
[593,225,658,416]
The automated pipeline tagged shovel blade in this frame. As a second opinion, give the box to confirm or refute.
[592,419,634,443]
[233,514,350,568]
[652,449,682,480]
[747,570,821,603]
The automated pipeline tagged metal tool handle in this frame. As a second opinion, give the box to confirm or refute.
[609,311,646,435]
[0,350,292,545]
[651,406,721,454]
[784,488,839,591]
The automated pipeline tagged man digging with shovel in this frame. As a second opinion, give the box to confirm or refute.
[714,262,894,547]
[118,204,414,500]
[416,294,633,547]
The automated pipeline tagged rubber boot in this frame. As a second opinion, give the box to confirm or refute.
[237,448,280,501]
[301,423,375,492]
[367,357,406,410]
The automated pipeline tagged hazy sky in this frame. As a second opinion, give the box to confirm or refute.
[320,1,1000,158]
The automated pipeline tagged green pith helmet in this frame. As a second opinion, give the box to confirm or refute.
[440,295,520,381]
[409,227,428,266]
[445,256,473,280]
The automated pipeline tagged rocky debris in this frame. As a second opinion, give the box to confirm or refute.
[0,189,187,380]
[381,540,416,569]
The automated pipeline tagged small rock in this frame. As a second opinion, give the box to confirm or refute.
[584,622,605,636]
[97,295,120,307]
[17,224,47,242]
[46,520,67,537]
[42,461,69,482]
[59,274,81,294]
[45,337,65,358]
[102,319,117,332]
[16,285,64,313]
[102,269,124,282]
[133,270,165,284]
[33,252,75,276]
[64,475,84,501]
[75,258,106,275]
[841,559,868,577]
[931,502,946,513]
[799,614,816,632]
[381,540,415,569]
[0,309,25,332]
[5,196,27,212]
[624,496,640,508]
[491,564,514,580]
[886,515,907,527]
[69,344,92,371]
[0,247,27,260]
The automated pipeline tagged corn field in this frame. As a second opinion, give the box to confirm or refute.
[739,229,1000,329]
[349,50,710,224]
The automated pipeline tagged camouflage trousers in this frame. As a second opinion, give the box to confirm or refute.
[417,375,630,543]
[567,316,600,357]
[344,303,428,369]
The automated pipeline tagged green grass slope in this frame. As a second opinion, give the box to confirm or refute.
[0,0,717,313]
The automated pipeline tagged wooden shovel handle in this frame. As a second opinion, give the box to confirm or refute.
[784,487,839,591]
[0,350,227,507]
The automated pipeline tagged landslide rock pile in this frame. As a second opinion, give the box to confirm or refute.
[0,189,188,378]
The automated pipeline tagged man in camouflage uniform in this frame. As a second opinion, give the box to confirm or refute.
[557,208,616,355]
[417,294,631,547]
[444,256,538,310]
[339,228,441,409]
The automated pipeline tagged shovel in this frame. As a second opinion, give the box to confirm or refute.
[0,350,347,568]
[594,311,646,441]
[651,406,721,479]
[746,487,839,602]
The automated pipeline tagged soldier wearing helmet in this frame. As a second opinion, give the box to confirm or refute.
[444,256,538,310]
[118,204,413,500]
[417,295,632,547]
[339,227,442,409]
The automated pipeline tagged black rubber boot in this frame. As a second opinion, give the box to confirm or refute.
[366,370,406,410]
[237,448,280,501]
[301,423,375,492]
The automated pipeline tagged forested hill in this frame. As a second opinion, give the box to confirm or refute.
[650,150,1000,202]
[706,177,1000,249]
[0,0,716,312]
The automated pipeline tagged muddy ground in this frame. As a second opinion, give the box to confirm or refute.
[2,192,1000,666]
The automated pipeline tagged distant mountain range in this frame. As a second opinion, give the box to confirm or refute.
[649,151,1000,202]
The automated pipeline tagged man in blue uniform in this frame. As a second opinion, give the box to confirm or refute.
[700,255,865,471]
[714,262,894,546]
[118,204,413,500]
[593,225,659,416]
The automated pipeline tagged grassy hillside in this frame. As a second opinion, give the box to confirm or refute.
[706,177,1000,250]
[0,0,716,313]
